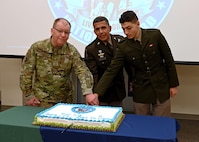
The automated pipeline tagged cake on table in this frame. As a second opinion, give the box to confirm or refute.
[33,103,124,132]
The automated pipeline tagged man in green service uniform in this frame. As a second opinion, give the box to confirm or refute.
[85,16,127,107]
[87,11,179,117]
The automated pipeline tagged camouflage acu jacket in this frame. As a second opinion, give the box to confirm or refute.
[20,38,93,103]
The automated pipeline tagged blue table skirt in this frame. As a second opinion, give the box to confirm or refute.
[40,114,180,142]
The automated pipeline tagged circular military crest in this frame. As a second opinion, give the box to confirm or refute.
[71,105,96,114]
[48,0,174,45]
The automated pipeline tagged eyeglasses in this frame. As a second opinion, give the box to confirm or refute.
[53,27,71,35]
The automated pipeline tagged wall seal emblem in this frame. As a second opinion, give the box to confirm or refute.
[48,0,174,45]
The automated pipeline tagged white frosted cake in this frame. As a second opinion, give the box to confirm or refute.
[33,103,124,132]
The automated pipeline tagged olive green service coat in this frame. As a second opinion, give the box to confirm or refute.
[85,35,126,102]
[20,38,93,105]
[94,29,179,104]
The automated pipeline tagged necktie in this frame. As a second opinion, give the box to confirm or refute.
[106,42,113,55]
[107,42,112,49]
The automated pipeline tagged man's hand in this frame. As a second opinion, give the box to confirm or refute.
[170,87,178,98]
[26,97,40,107]
[85,93,99,105]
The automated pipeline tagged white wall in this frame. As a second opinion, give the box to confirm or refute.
[0,58,23,106]
[1,0,199,63]
[0,58,199,115]
[171,65,199,115]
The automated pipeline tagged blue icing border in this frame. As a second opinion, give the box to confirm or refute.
[36,103,122,122]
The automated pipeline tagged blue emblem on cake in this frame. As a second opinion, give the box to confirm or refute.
[48,0,173,45]
[72,105,96,114]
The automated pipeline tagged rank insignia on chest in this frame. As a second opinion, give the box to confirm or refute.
[98,50,106,61]
[98,50,105,58]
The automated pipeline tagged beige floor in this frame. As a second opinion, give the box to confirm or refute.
[177,119,199,142]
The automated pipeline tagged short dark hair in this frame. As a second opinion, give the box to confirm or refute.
[53,18,71,28]
[93,16,110,26]
[119,11,138,24]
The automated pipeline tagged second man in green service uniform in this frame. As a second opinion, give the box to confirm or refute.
[85,16,128,107]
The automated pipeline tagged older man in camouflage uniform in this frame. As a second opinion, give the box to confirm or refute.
[20,18,96,108]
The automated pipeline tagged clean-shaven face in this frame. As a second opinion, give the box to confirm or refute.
[51,19,71,47]
[121,21,140,39]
